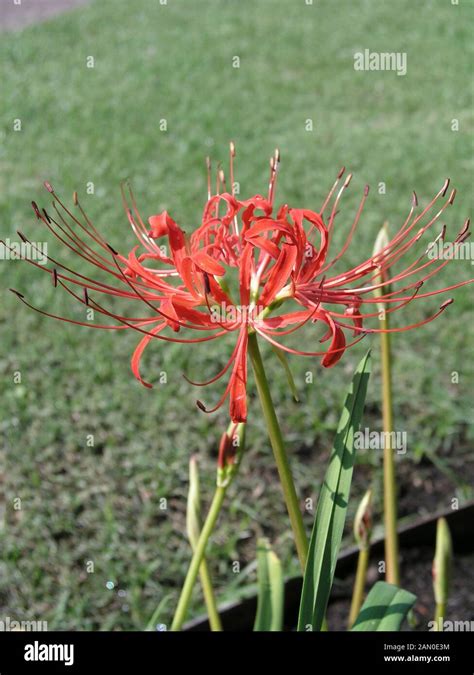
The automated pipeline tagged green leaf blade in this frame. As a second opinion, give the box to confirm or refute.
[253,538,284,632]
[297,350,372,631]
[351,581,416,631]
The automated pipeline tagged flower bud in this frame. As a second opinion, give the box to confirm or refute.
[372,222,390,313]
[432,517,453,607]
[186,455,201,549]
[217,422,246,487]
[354,489,373,550]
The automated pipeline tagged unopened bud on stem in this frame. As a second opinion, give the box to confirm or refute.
[186,455,202,549]
[217,422,246,487]
[354,489,373,550]
[372,222,390,314]
[432,517,452,608]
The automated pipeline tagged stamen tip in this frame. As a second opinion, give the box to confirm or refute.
[196,400,207,412]
[364,184,370,196]
[106,242,119,255]
[203,272,211,295]
[9,288,25,299]
[31,201,41,219]
[448,188,456,205]
[457,219,470,242]
[343,173,353,188]
[441,178,450,197]
[44,181,54,193]
[337,166,346,179]
[440,298,454,310]
[412,191,418,207]
[51,268,58,287]
[229,141,236,157]
[73,191,78,206]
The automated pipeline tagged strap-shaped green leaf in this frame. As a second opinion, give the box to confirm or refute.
[297,350,372,631]
[351,581,416,631]
[253,538,284,631]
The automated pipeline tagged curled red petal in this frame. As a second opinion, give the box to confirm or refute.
[320,314,346,367]
[229,329,248,422]
[148,213,169,238]
[131,322,166,387]
[192,250,226,276]
[259,244,297,307]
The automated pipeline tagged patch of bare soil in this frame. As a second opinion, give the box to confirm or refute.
[0,0,90,31]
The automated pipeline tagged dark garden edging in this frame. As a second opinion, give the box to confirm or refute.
[184,501,474,631]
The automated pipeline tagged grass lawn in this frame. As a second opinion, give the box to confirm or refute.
[0,0,472,629]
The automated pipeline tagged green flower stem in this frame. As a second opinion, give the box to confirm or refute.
[380,319,400,586]
[433,602,446,631]
[171,486,226,631]
[198,558,222,631]
[187,456,222,631]
[248,332,308,571]
[348,547,370,627]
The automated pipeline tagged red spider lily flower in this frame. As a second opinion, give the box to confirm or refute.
[8,145,472,425]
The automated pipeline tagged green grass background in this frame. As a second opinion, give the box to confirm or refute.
[0,0,472,629]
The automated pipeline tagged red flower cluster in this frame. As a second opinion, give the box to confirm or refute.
[10,145,471,423]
